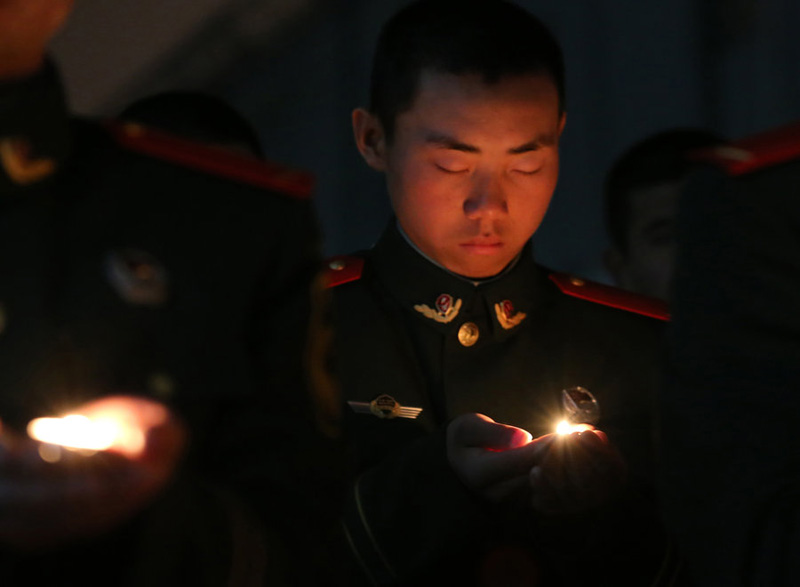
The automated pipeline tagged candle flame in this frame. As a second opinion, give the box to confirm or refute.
[555,420,593,435]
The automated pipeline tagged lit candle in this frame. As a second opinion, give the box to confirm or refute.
[555,419,594,435]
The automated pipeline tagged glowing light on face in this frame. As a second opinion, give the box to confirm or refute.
[27,413,146,456]
[555,420,593,435]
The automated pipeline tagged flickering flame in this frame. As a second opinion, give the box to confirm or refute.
[28,413,145,455]
[555,420,593,435]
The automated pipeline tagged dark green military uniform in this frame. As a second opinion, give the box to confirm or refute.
[0,63,341,586]
[330,222,674,586]
[662,122,800,586]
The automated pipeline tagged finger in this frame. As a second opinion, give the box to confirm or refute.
[450,413,532,450]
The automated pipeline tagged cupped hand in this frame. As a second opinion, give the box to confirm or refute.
[0,395,185,551]
[447,413,549,503]
[529,428,627,516]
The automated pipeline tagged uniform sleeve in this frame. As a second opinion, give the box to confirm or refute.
[168,195,344,585]
[341,428,494,585]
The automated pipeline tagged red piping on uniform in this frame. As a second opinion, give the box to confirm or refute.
[548,273,671,321]
[692,120,800,177]
[324,256,365,288]
[104,120,314,199]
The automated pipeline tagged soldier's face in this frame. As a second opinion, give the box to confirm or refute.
[605,180,681,302]
[354,70,564,278]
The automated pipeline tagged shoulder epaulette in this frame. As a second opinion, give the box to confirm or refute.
[323,255,364,288]
[548,272,670,321]
[691,120,800,177]
[103,120,314,199]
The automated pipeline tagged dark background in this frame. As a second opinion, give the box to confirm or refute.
[50,0,800,281]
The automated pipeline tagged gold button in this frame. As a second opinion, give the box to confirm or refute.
[570,277,585,287]
[458,322,479,347]
[329,259,345,271]
[148,372,175,399]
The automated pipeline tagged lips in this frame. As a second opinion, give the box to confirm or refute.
[460,239,503,254]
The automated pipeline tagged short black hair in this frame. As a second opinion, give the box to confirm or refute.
[369,0,565,141]
[119,91,263,158]
[604,128,724,253]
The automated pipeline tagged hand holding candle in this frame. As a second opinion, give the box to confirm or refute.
[446,413,549,503]
[529,425,627,516]
[0,395,185,551]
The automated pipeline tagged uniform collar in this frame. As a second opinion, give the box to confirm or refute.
[368,221,552,340]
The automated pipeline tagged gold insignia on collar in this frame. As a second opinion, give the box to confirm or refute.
[494,299,526,330]
[347,395,423,420]
[0,138,56,185]
[414,293,462,324]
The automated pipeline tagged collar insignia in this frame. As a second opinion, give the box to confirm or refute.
[414,293,462,323]
[0,138,56,185]
[494,299,526,330]
[347,394,423,420]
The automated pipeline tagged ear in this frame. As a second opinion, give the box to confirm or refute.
[352,108,388,172]
[557,112,567,137]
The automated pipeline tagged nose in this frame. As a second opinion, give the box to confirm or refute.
[463,177,508,219]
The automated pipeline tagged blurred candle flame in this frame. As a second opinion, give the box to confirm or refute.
[27,412,146,455]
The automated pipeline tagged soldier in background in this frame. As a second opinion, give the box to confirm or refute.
[119,91,265,158]
[603,128,724,301]
[661,122,800,586]
[0,1,340,584]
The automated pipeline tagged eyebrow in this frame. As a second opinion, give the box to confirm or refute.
[423,131,556,154]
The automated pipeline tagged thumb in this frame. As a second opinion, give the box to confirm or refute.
[450,413,532,450]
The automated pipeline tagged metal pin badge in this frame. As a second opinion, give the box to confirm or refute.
[414,293,462,324]
[347,394,423,420]
[561,386,600,425]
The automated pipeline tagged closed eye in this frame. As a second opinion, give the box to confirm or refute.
[512,163,544,176]
[435,163,470,174]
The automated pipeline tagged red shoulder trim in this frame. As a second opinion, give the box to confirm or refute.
[691,120,800,177]
[548,272,670,321]
[323,255,364,288]
[103,120,314,199]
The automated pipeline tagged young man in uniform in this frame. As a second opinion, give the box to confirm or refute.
[0,1,341,584]
[328,1,676,585]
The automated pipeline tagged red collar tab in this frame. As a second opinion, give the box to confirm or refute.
[691,120,800,177]
[548,272,670,321]
[324,255,364,288]
[103,120,314,199]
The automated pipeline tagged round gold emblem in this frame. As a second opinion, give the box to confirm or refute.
[458,322,480,347]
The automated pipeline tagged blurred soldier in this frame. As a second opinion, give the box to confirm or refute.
[604,128,724,301]
[0,1,340,585]
[661,121,800,586]
[327,1,677,585]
